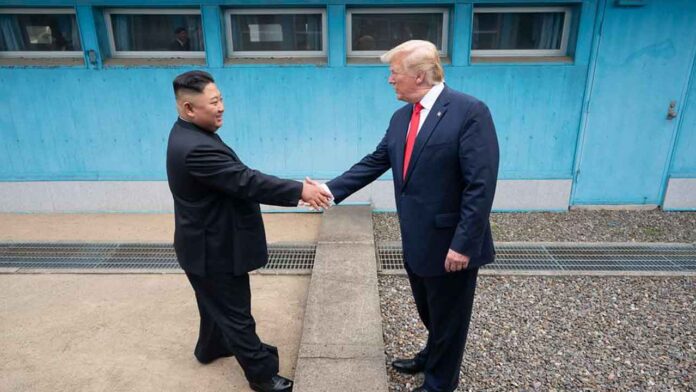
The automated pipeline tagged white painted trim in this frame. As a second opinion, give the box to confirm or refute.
[0,51,82,58]
[0,8,82,58]
[346,7,449,57]
[0,179,573,213]
[103,8,205,59]
[471,6,572,58]
[224,8,327,58]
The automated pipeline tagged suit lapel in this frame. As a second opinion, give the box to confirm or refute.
[403,88,451,186]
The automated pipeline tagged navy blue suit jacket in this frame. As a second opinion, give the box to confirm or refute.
[327,86,499,277]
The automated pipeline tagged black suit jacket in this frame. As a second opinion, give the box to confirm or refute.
[166,118,302,276]
[328,86,499,277]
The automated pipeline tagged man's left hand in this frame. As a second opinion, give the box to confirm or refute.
[445,249,469,272]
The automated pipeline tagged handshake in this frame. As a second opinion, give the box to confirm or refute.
[300,177,334,211]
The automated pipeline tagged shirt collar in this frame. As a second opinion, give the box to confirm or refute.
[419,82,445,111]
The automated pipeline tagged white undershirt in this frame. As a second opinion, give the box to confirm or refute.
[411,82,445,135]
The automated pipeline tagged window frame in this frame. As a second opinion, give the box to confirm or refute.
[103,8,205,59]
[471,6,573,58]
[224,8,328,58]
[0,8,83,58]
[346,7,449,58]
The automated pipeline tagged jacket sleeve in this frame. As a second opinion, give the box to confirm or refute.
[326,132,391,204]
[184,145,302,207]
[449,101,500,258]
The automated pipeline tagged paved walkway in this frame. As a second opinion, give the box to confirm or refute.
[0,213,321,392]
[0,213,321,244]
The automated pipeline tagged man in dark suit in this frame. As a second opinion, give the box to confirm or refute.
[316,40,499,392]
[166,70,330,392]
[169,27,191,51]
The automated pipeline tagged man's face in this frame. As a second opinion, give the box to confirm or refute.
[388,55,422,103]
[187,83,224,132]
[177,30,188,42]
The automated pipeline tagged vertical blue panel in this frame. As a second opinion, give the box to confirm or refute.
[572,0,599,66]
[201,6,224,68]
[75,6,101,69]
[670,56,696,177]
[328,4,346,67]
[451,3,471,66]
[573,0,696,204]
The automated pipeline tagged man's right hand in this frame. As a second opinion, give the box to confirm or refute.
[301,181,332,210]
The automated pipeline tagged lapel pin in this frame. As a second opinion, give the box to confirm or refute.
[437,111,442,117]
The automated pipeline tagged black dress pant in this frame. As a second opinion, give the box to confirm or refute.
[405,263,479,392]
[186,272,279,383]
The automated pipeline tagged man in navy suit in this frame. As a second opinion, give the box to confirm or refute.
[316,40,499,392]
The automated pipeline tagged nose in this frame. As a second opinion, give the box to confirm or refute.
[218,101,225,113]
[388,74,396,85]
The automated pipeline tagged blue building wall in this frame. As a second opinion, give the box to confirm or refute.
[0,0,694,210]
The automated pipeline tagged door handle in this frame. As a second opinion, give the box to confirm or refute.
[667,100,678,120]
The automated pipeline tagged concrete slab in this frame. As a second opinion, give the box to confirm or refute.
[0,274,309,392]
[312,243,379,281]
[0,213,320,244]
[294,206,388,392]
[300,276,383,347]
[294,358,390,392]
[315,205,375,244]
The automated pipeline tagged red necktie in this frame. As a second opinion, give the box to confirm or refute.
[403,102,423,180]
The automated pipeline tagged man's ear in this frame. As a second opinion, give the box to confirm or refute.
[415,71,426,85]
[182,101,195,117]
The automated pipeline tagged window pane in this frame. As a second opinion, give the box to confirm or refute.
[351,13,443,52]
[230,13,323,52]
[0,13,81,52]
[472,11,565,50]
[110,14,204,52]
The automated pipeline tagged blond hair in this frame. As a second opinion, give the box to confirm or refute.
[380,40,444,85]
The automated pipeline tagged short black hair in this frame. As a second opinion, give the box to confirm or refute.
[173,70,214,97]
[174,27,186,34]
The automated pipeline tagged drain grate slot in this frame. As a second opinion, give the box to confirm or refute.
[0,243,315,272]
[377,242,696,273]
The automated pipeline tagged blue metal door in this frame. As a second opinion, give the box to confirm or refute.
[572,0,696,205]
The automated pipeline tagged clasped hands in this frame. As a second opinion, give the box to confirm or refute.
[300,177,333,211]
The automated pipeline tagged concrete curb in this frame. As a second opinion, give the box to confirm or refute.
[294,206,389,392]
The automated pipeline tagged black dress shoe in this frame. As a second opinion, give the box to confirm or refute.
[249,375,293,392]
[392,358,425,374]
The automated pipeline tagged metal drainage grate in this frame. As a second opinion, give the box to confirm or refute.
[0,243,315,272]
[377,242,696,273]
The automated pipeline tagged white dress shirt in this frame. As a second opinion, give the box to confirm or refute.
[412,82,445,135]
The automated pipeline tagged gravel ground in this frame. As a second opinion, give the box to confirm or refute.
[373,210,696,243]
[379,275,696,391]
